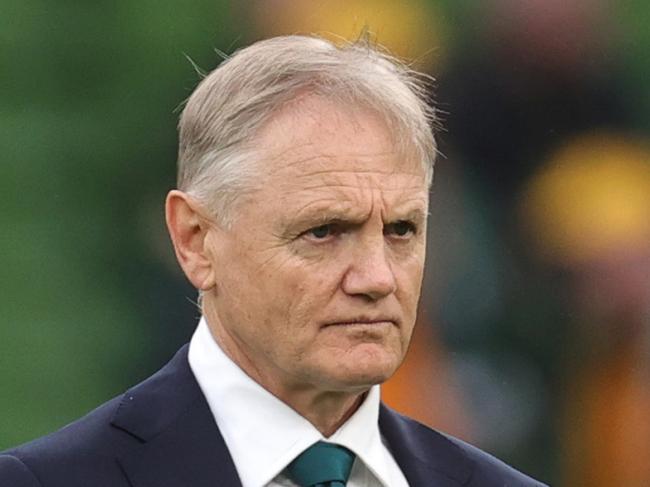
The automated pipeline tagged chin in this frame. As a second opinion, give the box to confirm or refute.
[344,371,393,389]
[321,349,403,390]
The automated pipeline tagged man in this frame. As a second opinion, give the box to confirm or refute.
[0,36,546,486]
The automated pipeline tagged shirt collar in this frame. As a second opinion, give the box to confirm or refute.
[188,317,394,487]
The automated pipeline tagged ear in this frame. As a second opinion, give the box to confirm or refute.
[165,190,218,291]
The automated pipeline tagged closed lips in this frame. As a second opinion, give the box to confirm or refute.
[322,318,397,327]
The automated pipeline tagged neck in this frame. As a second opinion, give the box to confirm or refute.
[202,303,368,436]
[291,390,367,437]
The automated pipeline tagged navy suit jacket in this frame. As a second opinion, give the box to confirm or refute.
[0,345,546,486]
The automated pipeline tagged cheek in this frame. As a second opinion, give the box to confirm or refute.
[394,263,424,346]
[235,264,324,335]
[396,259,425,298]
[284,275,332,325]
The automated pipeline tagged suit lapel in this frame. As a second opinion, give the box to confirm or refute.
[111,345,242,487]
[379,404,473,487]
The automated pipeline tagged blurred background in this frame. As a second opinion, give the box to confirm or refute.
[1,1,649,484]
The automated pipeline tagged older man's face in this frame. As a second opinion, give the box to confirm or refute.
[206,97,429,393]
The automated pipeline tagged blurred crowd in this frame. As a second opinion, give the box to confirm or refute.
[2,1,649,485]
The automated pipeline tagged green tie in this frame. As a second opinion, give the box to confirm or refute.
[285,441,356,487]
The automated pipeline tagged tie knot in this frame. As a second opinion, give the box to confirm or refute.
[285,441,356,487]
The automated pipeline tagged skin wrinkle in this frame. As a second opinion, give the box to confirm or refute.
[212,148,425,230]
[278,177,426,197]
[270,156,424,178]
[280,198,427,250]
[267,149,410,170]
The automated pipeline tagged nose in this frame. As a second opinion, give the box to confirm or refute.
[341,236,397,301]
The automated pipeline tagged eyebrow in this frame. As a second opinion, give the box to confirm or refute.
[283,204,427,234]
[397,209,428,229]
[282,207,364,231]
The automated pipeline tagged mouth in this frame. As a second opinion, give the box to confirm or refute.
[322,318,398,328]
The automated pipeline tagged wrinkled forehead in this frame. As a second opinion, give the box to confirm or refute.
[252,95,426,181]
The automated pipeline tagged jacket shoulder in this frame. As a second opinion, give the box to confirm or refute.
[0,454,42,487]
[1,395,132,487]
[441,432,548,487]
[379,405,547,487]
[0,345,197,487]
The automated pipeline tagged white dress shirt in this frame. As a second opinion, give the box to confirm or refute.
[188,317,409,487]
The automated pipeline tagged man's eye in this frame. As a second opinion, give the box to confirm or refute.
[307,224,333,239]
[385,221,416,238]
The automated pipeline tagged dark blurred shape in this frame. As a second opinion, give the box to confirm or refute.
[432,2,642,481]
[521,134,650,486]
[439,0,632,205]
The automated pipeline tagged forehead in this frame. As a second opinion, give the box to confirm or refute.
[254,96,427,186]
[235,96,429,230]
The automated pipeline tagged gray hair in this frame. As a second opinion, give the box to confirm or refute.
[177,35,437,227]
